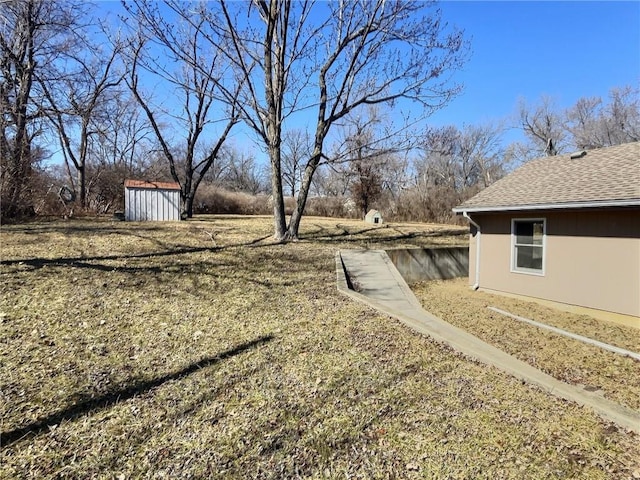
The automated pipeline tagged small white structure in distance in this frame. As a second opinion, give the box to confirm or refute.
[124,180,181,221]
[364,209,383,225]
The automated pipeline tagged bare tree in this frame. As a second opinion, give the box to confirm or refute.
[218,145,267,195]
[90,93,154,172]
[121,0,240,218]
[281,128,311,198]
[40,40,123,208]
[210,0,313,238]
[350,160,382,219]
[518,95,568,156]
[327,106,412,218]
[312,163,350,197]
[83,93,155,213]
[379,153,410,202]
[517,87,640,159]
[411,122,507,222]
[567,86,640,150]
[417,126,460,190]
[345,123,382,219]
[213,0,467,240]
[0,0,86,219]
[458,123,506,188]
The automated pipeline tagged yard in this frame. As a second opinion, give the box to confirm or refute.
[411,279,640,411]
[1,216,638,479]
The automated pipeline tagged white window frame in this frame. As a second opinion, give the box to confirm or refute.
[511,217,546,276]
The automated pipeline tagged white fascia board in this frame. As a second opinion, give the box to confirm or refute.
[453,199,640,214]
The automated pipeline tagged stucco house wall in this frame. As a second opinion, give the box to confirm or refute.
[468,209,640,317]
[457,142,640,320]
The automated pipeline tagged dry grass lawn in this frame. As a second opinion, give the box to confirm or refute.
[411,279,640,411]
[1,216,639,479]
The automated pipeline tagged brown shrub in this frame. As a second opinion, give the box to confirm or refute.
[194,185,271,215]
[193,184,472,225]
[303,196,358,219]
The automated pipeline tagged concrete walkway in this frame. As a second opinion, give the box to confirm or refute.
[337,249,640,433]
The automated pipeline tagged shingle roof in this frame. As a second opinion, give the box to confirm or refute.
[124,179,181,191]
[454,142,640,213]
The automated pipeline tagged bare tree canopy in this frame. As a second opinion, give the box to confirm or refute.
[516,86,640,161]
[212,0,468,240]
[5,1,634,227]
[420,123,507,189]
[0,0,88,219]
[566,86,640,150]
[326,105,413,219]
[120,0,240,218]
[518,96,568,157]
[218,145,268,195]
[281,129,311,198]
[40,39,124,208]
[408,122,508,222]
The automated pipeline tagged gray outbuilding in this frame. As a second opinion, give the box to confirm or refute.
[124,180,181,221]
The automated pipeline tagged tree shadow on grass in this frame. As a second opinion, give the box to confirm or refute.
[0,335,274,448]
[0,234,274,272]
[1,220,467,273]
[301,223,467,247]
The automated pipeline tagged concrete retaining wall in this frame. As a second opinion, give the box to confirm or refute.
[385,247,469,283]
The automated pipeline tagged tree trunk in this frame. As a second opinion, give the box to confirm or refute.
[5,143,33,219]
[77,165,86,209]
[183,193,194,219]
[270,145,288,241]
[4,22,36,219]
[286,152,321,240]
[178,171,193,219]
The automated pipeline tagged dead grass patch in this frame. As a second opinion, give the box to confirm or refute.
[412,278,640,411]
[1,216,638,479]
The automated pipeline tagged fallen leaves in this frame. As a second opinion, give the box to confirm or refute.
[412,278,640,410]
[1,217,638,479]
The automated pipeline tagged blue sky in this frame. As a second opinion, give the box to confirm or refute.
[428,1,640,134]
[87,0,639,157]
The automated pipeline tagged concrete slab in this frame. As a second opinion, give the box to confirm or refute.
[337,249,640,433]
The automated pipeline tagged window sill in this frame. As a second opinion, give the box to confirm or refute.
[510,268,545,277]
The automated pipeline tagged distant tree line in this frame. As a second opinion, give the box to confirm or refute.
[1,0,637,229]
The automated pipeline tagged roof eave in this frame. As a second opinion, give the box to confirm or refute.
[124,180,181,191]
[453,199,640,214]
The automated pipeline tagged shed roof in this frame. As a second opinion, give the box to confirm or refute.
[454,141,640,213]
[124,179,181,191]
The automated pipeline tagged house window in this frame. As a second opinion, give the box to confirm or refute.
[512,218,545,275]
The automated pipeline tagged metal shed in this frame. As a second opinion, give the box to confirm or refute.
[365,209,383,225]
[124,180,181,221]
